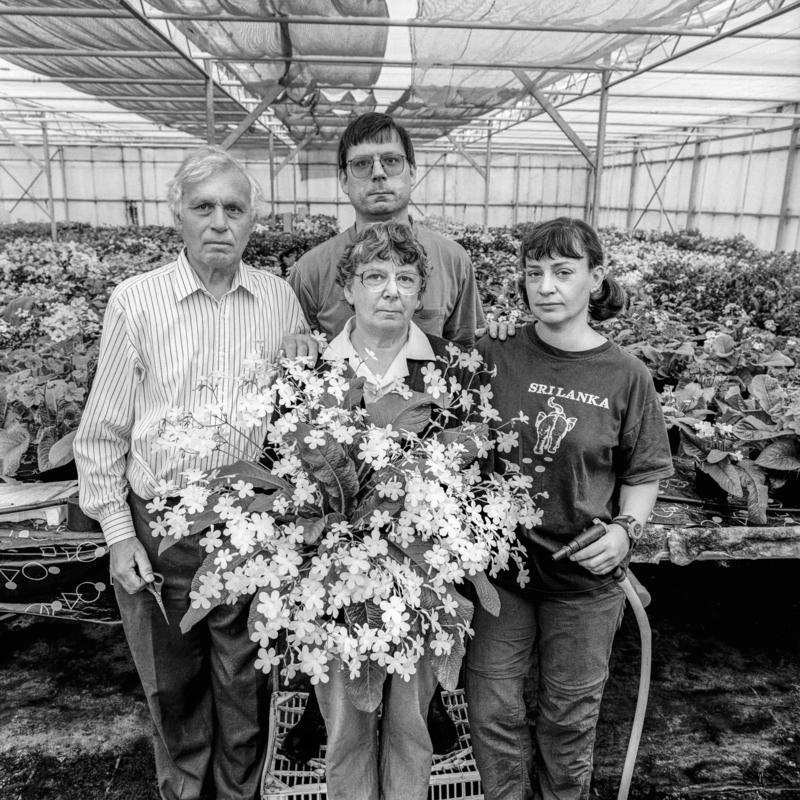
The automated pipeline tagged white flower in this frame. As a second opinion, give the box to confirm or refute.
[232,481,255,499]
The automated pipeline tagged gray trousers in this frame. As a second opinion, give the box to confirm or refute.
[115,493,268,800]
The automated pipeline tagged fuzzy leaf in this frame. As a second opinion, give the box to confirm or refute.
[697,460,742,497]
[748,374,785,415]
[705,449,730,465]
[344,658,387,713]
[211,461,292,492]
[36,425,55,472]
[387,538,433,574]
[439,424,488,466]
[295,422,360,512]
[48,430,76,468]
[365,390,437,435]
[179,550,251,634]
[0,420,30,477]
[343,600,387,711]
[425,585,474,690]
[299,516,326,545]
[738,460,768,525]
[758,351,794,368]
[755,439,800,471]
[350,493,403,527]
[465,571,500,616]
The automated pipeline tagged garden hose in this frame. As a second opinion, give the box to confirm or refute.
[614,571,652,800]
[528,526,653,800]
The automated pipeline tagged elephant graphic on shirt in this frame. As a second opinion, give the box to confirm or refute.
[533,397,577,455]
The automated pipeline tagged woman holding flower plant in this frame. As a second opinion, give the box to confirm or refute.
[467,218,674,800]
[312,220,474,800]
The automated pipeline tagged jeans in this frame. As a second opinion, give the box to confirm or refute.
[465,583,624,800]
[116,493,268,800]
[315,658,438,800]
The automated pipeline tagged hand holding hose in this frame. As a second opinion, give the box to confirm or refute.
[561,520,630,577]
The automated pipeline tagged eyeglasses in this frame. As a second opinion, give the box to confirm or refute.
[346,153,408,179]
[355,268,422,294]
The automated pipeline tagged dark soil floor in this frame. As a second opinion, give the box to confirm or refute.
[0,560,799,800]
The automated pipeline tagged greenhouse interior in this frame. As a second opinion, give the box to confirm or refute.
[1,1,799,799]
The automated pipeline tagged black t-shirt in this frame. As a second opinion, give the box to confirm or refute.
[478,323,674,594]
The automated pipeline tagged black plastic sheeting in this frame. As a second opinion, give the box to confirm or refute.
[0,528,119,624]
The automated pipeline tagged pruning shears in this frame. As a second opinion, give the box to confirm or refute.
[143,571,169,624]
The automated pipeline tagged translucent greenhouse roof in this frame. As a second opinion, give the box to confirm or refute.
[0,0,797,155]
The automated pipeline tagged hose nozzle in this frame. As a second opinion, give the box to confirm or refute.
[552,519,608,561]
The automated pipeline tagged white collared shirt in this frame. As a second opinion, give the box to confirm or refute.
[74,250,307,546]
[323,317,435,402]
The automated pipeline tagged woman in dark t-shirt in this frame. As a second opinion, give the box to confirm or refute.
[466,218,673,800]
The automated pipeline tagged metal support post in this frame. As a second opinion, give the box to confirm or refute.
[483,131,492,227]
[686,137,706,230]
[590,71,610,228]
[58,146,69,224]
[40,120,56,241]
[776,104,800,251]
[138,146,146,226]
[512,151,521,226]
[735,131,756,234]
[626,145,640,229]
[268,128,275,218]
[205,74,215,145]
[441,151,447,220]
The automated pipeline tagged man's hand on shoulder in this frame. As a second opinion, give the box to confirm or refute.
[110,538,154,594]
[280,333,320,362]
[476,318,517,341]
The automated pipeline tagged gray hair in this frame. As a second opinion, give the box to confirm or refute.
[167,146,264,219]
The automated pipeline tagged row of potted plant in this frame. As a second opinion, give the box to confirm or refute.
[1,219,798,522]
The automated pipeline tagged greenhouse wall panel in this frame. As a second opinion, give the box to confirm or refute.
[1,134,797,251]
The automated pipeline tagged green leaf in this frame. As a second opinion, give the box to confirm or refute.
[738,460,768,525]
[439,423,488,466]
[350,493,403,528]
[295,422,360,512]
[211,460,292,492]
[344,658,387,713]
[758,351,794,368]
[365,390,437,435]
[748,374,785,415]
[465,571,500,616]
[179,549,254,633]
[48,430,76,468]
[36,425,55,472]
[755,439,800,471]
[298,516,326,545]
[705,449,730,465]
[342,600,387,711]
[697,461,742,497]
[0,420,30,477]
[424,585,474,691]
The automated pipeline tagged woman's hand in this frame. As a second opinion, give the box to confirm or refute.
[569,523,629,575]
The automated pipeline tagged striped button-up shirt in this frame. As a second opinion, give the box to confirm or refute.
[74,250,307,547]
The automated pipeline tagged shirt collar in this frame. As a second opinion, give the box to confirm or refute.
[172,249,253,302]
[323,317,434,397]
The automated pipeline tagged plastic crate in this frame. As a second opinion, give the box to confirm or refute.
[261,688,483,800]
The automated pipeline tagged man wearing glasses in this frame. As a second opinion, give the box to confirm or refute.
[289,112,485,350]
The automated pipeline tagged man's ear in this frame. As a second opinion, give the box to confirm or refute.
[338,169,349,196]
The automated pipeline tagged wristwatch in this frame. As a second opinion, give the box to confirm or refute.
[610,515,644,547]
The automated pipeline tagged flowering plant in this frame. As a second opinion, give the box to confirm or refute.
[150,343,539,711]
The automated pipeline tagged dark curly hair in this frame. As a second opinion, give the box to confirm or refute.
[336,222,430,296]
[517,217,626,321]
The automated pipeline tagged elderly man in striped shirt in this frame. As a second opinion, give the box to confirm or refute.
[74,147,307,800]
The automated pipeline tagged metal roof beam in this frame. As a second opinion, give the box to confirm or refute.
[513,68,595,167]
[0,7,797,38]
